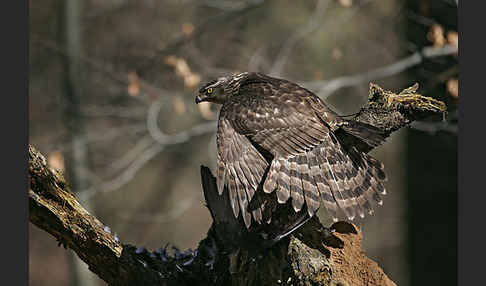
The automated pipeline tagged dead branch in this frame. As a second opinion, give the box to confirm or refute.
[29,83,446,286]
[28,144,395,286]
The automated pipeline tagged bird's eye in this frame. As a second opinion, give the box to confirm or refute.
[206,88,213,94]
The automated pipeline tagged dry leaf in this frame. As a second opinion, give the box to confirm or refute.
[446,78,458,99]
[48,150,65,172]
[173,96,186,115]
[182,22,194,37]
[447,31,458,46]
[447,31,458,53]
[184,73,201,89]
[174,58,191,78]
[427,24,445,47]
[332,48,343,60]
[165,55,178,66]
[165,55,201,89]
[127,71,140,96]
[338,0,353,7]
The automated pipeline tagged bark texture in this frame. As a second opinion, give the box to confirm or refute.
[28,83,446,285]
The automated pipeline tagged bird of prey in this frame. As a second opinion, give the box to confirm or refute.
[195,72,387,229]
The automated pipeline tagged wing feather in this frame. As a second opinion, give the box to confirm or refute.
[297,154,320,217]
[216,158,226,195]
[276,159,291,203]
[226,167,239,218]
[230,165,252,228]
[333,146,363,219]
[216,117,269,228]
[263,159,280,194]
[234,160,264,224]
[289,159,305,212]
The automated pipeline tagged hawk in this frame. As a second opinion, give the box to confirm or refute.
[196,72,387,229]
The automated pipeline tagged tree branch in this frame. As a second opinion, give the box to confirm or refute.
[303,44,458,99]
[29,145,172,285]
[29,83,446,285]
[269,0,331,77]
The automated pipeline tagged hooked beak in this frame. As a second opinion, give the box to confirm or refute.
[195,93,206,104]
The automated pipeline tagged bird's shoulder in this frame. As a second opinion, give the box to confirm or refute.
[221,73,341,131]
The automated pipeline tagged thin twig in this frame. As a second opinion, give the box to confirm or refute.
[409,121,458,134]
[147,98,217,145]
[137,0,263,74]
[116,196,197,223]
[269,0,331,77]
[106,136,155,175]
[31,36,169,104]
[79,141,166,201]
[303,44,458,99]
[79,100,216,200]
[81,106,148,118]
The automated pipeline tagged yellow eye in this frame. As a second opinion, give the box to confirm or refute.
[206,88,213,94]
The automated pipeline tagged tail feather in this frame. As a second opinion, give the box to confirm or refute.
[308,149,338,220]
[319,145,356,220]
[243,127,388,228]
[311,135,387,222]
[356,154,387,209]
[333,146,364,220]
[341,156,366,219]
[299,154,320,217]
[352,183,374,216]
[364,153,387,183]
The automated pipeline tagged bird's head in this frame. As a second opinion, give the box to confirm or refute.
[195,72,248,104]
[195,77,228,104]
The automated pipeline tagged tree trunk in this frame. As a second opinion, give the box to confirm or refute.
[60,0,101,284]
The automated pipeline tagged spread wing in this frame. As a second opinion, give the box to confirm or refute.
[225,79,349,215]
[216,115,269,228]
[217,75,387,227]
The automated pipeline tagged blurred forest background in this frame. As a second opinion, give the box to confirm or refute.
[29,0,458,285]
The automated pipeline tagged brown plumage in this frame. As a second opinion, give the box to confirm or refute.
[196,72,387,229]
